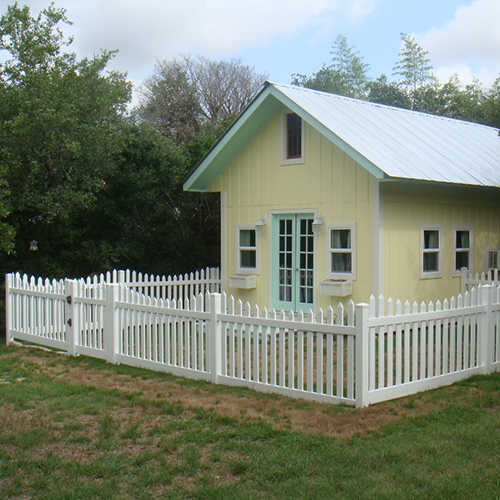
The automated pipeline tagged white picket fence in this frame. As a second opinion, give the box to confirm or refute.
[461,267,500,294]
[5,270,500,407]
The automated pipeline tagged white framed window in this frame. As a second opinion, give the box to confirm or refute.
[281,110,305,165]
[484,245,500,273]
[453,226,473,276]
[326,222,356,280]
[420,224,443,279]
[236,224,258,273]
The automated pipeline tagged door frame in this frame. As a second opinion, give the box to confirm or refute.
[268,209,319,312]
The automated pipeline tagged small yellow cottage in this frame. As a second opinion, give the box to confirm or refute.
[184,82,500,311]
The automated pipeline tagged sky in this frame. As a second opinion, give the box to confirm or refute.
[2,0,500,106]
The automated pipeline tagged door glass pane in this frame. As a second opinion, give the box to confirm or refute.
[278,219,293,304]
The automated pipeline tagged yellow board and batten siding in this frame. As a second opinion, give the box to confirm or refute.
[382,181,500,306]
[208,109,377,311]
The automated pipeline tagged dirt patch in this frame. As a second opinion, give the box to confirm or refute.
[3,349,457,440]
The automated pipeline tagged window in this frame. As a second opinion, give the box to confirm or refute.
[454,226,472,275]
[421,225,443,279]
[327,223,356,280]
[484,245,500,272]
[281,111,304,164]
[236,225,257,273]
[286,113,302,159]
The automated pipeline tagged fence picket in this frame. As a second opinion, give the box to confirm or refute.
[6,269,500,410]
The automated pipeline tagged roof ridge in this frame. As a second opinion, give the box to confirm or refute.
[269,81,497,131]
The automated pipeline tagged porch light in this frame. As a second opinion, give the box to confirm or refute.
[29,240,38,251]
[255,216,266,233]
[312,215,324,233]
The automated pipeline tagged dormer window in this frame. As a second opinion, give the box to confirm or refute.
[286,113,302,159]
[282,111,304,164]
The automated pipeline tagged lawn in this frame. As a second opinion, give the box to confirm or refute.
[0,341,499,499]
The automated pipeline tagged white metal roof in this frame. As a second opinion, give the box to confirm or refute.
[272,82,500,188]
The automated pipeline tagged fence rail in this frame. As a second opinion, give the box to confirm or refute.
[5,269,500,407]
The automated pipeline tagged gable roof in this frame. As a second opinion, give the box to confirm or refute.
[184,81,500,192]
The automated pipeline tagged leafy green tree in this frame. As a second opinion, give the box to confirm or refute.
[68,123,219,276]
[366,74,410,108]
[393,33,436,109]
[292,34,370,98]
[482,76,500,129]
[433,75,486,123]
[0,2,131,276]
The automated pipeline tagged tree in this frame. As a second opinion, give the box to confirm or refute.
[137,55,267,144]
[433,75,486,123]
[0,2,131,276]
[292,34,370,98]
[393,33,436,108]
[482,75,500,130]
[366,74,410,108]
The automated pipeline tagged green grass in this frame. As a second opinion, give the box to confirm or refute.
[1,342,500,499]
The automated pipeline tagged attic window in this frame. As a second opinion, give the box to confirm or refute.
[286,113,302,159]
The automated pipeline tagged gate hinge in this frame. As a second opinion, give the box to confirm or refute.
[66,296,72,305]
[67,318,72,327]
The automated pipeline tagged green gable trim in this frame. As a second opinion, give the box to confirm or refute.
[183,83,386,193]
[183,85,282,192]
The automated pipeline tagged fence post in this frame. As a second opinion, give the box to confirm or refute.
[118,270,125,285]
[105,283,120,364]
[479,284,493,374]
[210,267,219,293]
[209,293,222,384]
[5,274,11,346]
[460,267,468,296]
[355,303,370,408]
[65,279,77,356]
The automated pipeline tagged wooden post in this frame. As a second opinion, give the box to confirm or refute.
[356,303,370,408]
[65,279,77,356]
[209,293,222,384]
[479,285,493,375]
[105,283,120,364]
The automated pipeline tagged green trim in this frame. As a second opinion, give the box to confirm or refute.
[272,213,315,313]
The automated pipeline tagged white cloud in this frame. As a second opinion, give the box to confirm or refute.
[11,0,383,101]
[66,0,342,67]
[345,0,378,23]
[417,0,500,86]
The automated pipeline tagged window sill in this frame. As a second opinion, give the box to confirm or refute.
[320,279,352,297]
[229,274,257,289]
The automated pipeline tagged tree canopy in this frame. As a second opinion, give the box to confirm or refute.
[292,35,369,98]
[292,32,500,129]
[136,54,268,144]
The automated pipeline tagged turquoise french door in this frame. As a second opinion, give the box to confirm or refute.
[273,214,314,312]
